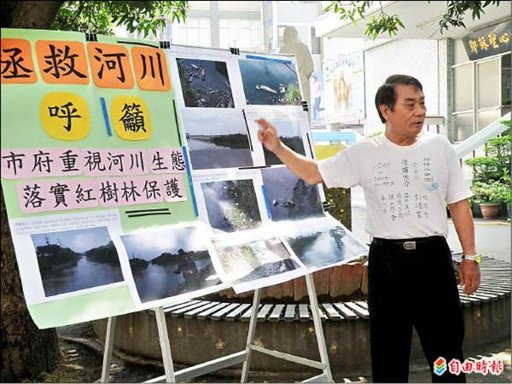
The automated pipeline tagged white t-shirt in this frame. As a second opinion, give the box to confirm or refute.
[317,132,472,239]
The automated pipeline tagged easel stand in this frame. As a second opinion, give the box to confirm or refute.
[99,273,334,383]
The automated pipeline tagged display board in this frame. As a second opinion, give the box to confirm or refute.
[1,29,367,329]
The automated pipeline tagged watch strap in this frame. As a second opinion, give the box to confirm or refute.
[462,254,482,263]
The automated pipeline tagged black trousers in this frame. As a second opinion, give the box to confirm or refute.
[368,236,466,383]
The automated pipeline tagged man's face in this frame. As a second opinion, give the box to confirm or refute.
[380,84,426,138]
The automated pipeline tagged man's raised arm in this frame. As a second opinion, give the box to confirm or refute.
[256,118,324,185]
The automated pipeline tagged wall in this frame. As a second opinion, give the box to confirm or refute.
[363,39,443,135]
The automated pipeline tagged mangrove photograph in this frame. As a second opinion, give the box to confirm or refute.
[32,227,123,297]
[284,223,367,270]
[239,59,301,106]
[120,226,220,303]
[177,58,234,108]
[261,166,324,221]
[262,118,306,165]
[201,179,262,233]
[213,237,301,284]
[182,108,253,169]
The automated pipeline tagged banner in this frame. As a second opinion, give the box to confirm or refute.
[323,51,364,125]
[1,29,368,328]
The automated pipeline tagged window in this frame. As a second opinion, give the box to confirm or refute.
[171,18,211,47]
[218,1,260,11]
[453,113,474,142]
[453,64,473,112]
[451,36,511,142]
[219,19,262,51]
[477,59,500,110]
[189,1,210,10]
[478,109,501,131]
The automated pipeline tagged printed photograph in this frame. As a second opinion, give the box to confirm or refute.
[262,118,306,165]
[201,179,262,232]
[120,226,221,303]
[284,223,367,270]
[261,167,323,221]
[213,237,301,283]
[182,108,253,169]
[176,58,234,108]
[239,59,301,106]
[32,227,123,297]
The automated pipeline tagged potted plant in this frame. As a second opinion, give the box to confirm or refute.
[470,181,505,219]
[465,120,511,218]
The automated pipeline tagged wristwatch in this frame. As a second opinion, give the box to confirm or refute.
[462,254,482,264]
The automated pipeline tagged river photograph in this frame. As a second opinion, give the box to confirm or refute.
[120,226,220,303]
[201,179,262,233]
[177,58,234,108]
[262,117,306,165]
[181,108,253,169]
[261,166,324,221]
[32,227,123,297]
[284,223,367,270]
[239,59,301,106]
[213,237,301,284]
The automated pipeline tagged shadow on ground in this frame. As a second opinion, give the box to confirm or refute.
[34,322,511,383]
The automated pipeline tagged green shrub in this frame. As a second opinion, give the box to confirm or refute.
[465,119,511,208]
[470,181,506,204]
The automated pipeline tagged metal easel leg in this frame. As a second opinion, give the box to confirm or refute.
[240,288,262,383]
[305,274,334,383]
[154,307,176,383]
[100,316,117,383]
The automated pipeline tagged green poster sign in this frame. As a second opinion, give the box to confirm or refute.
[1,29,197,328]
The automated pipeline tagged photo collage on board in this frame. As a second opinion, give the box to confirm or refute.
[1,27,369,330]
[170,46,368,293]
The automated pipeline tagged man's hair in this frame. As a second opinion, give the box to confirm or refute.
[375,74,423,123]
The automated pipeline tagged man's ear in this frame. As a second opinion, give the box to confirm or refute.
[379,104,390,121]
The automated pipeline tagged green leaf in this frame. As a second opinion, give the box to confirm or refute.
[53,1,188,36]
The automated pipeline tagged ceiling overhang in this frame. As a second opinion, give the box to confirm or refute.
[316,1,511,40]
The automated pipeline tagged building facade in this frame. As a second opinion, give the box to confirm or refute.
[316,0,511,141]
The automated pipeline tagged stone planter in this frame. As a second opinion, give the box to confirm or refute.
[92,257,511,380]
[479,203,501,219]
[214,262,367,302]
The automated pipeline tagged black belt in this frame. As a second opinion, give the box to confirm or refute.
[371,236,444,251]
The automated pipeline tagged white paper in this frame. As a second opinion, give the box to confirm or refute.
[116,221,230,309]
[274,214,369,273]
[244,106,314,166]
[10,210,126,304]
[192,169,270,235]
[209,228,308,293]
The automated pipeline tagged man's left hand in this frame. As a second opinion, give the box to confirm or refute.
[459,260,481,295]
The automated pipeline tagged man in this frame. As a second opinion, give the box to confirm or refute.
[256,74,480,383]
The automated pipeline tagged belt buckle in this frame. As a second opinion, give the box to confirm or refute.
[403,241,416,250]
